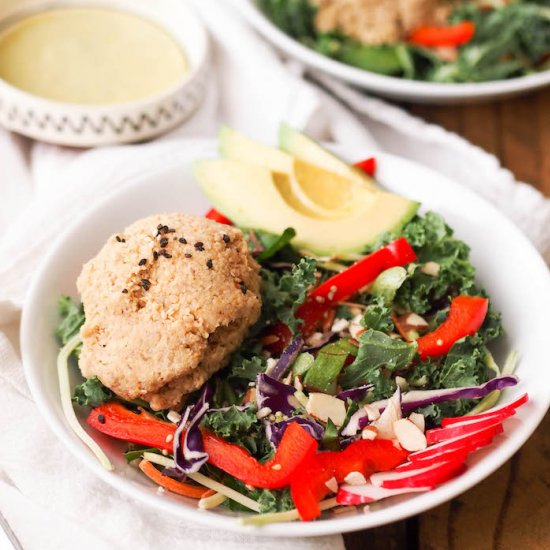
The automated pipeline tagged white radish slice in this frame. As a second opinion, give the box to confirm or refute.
[337,483,431,505]
[394,419,427,451]
[371,460,466,489]
[426,416,503,444]
[441,393,528,426]
[409,423,502,461]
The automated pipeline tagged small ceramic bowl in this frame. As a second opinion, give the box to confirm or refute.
[0,0,210,146]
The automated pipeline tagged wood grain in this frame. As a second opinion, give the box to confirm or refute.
[344,87,550,550]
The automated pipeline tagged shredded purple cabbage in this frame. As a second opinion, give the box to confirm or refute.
[265,417,324,447]
[267,336,303,380]
[170,384,213,476]
[256,373,298,416]
[370,375,519,415]
[337,384,373,402]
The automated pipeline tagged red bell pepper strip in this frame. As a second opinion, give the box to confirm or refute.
[354,157,377,177]
[416,295,489,360]
[87,402,317,489]
[297,237,417,334]
[87,402,176,451]
[203,422,318,489]
[290,439,408,520]
[205,208,233,225]
[409,21,475,48]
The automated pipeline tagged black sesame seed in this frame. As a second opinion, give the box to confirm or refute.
[185,253,192,258]
[239,281,248,295]
[138,258,147,266]
[168,228,176,233]
[153,251,159,261]
[160,237,169,248]
[206,259,213,269]
[164,253,172,259]
[179,237,187,244]
[157,224,163,230]
[194,241,204,251]
[141,278,151,291]
[98,414,106,424]
[222,234,230,244]
[162,225,169,233]
[122,289,128,294]
[115,235,125,243]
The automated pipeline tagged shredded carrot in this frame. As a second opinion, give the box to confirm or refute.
[139,459,214,499]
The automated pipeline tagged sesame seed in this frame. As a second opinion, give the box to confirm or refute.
[239,281,248,295]
[168,228,175,233]
[162,225,169,233]
[206,259,213,269]
[165,434,174,443]
[179,237,187,244]
[153,251,159,260]
[160,250,172,259]
[141,279,151,291]
[122,289,128,294]
[115,235,125,243]
[194,242,204,251]
[271,464,282,471]
[138,258,147,266]
[222,234,230,244]
[159,237,168,248]
[157,224,163,230]
[185,253,192,258]
[98,414,105,424]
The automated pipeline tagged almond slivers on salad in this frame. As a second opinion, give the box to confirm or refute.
[56,126,526,523]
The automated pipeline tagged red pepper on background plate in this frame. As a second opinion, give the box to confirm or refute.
[88,402,317,489]
[409,21,475,48]
[354,157,377,176]
[416,295,489,360]
[290,439,408,520]
[205,208,233,225]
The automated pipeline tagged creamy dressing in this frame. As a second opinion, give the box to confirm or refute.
[0,7,188,104]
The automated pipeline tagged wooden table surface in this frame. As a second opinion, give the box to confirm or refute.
[344,87,550,550]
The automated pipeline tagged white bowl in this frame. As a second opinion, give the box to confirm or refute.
[0,0,209,146]
[20,141,550,536]
[234,0,550,104]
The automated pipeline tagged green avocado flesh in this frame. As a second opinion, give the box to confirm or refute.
[194,158,419,255]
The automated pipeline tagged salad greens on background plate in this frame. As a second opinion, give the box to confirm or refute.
[20,130,550,536]
[235,0,550,102]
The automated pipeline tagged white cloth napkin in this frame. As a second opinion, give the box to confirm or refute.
[0,1,549,549]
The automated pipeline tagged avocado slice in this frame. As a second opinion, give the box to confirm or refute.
[194,159,419,255]
[220,125,375,219]
[278,123,377,191]
[219,125,293,174]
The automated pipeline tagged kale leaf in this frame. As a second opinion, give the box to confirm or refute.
[56,296,85,352]
[340,329,417,395]
[361,301,394,333]
[396,212,476,314]
[73,377,113,407]
[259,257,317,332]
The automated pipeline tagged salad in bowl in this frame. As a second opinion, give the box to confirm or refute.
[55,125,528,525]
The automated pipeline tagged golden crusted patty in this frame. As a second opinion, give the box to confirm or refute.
[77,213,261,410]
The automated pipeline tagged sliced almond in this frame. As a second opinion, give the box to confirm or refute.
[393,418,427,451]
[405,313,428,328]
[361,426,378,440]
[325,476,338,493]
[409,412,425,433]
[344,471,368,486]
[363,404,381,421]
[421,261,440,277]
